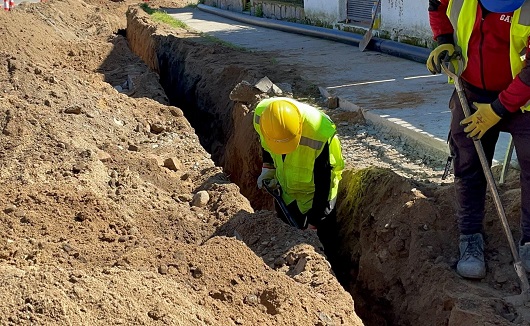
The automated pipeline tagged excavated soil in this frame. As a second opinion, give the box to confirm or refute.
[0,0,529,325]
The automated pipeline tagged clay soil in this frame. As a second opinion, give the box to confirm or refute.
[0,0,529,325]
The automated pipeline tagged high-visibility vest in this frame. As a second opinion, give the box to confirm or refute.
[253,97,344,214]
[447,0,530,110]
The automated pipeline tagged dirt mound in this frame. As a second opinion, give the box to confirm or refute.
[334,166,529,325]
[0,0,361,325]
[1,0,529,325]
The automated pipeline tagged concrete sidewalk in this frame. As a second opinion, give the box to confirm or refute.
[166,5,513,165]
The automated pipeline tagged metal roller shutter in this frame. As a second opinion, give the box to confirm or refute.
[347,0,379,24]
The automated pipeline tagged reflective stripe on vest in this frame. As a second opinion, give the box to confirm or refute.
[447,0,530,110]
[299,136,325,150]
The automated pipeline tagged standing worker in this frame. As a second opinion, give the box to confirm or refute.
[253,97,344,259]
[428,0,530,279]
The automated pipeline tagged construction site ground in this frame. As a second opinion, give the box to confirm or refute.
[0,0,528,325]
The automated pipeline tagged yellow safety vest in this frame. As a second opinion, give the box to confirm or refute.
[253,98,344,214]
[447,0,530,110]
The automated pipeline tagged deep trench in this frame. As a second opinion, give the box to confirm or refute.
[123,17,397,324]
[154,51,393,326]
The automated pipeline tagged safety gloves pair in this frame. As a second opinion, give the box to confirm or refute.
[257,166,278,190]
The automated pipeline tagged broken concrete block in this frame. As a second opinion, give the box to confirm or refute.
[254,76,274,93]
[271,84,283,96]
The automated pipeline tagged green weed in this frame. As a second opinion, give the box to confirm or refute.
[140,3,189,29]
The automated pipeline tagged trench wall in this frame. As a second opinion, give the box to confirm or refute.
[126,6,275,210]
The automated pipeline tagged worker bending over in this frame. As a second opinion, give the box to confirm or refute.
[253,97,344,230]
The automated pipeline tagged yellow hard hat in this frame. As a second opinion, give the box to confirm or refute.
[259,100,302,154]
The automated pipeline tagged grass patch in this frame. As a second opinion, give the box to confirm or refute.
[255,4,263,17]
[140,3,188,29]
[337,167,393,233]
[140,3,249,51]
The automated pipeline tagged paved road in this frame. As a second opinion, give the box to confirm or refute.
[167,6,512,165]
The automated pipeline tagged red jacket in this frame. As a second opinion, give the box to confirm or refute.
[429,0,530,113]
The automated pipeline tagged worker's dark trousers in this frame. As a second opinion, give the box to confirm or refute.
[449,82,530,242]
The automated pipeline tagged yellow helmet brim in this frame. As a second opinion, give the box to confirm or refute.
[262,128,301,154]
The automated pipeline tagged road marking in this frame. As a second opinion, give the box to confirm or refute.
[327,73,444,89]
[328,79,396,89]
[404,74,442,80]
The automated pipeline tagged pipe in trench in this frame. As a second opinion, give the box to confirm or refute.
[197,4,430,64]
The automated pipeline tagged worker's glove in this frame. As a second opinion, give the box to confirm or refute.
[257,167,276,189]
[426,44,455,74]
[460,103,501,140]
[263,178,280,190]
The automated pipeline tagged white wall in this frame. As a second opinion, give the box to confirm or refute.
[381,0,433,42]
[303,0,435,43]
[304,0,347,23]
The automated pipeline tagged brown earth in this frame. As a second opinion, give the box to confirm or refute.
[0,0,529,325]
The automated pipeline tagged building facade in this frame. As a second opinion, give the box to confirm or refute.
[202,0,436,47]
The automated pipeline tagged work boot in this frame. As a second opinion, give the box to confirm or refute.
[519,242,530,272]
[456,233,486,279]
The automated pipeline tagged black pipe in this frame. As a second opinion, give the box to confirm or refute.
[373,39,431,63]
[197,4,430,64]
